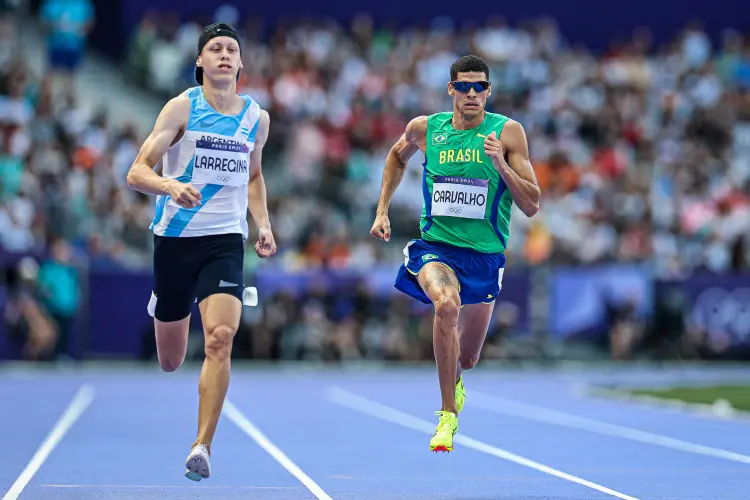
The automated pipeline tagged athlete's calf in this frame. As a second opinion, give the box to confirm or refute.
[456,302,496,379]
[193,294,242,453]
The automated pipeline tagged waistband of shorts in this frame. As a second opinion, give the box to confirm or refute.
[421,237,506,259]
[153,233,244,246]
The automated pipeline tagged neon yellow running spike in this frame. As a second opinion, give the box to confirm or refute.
[455,375,466,414]
[429,411,458,452]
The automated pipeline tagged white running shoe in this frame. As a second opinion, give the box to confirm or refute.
[185,444,211,481]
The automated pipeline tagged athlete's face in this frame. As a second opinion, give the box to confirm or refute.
[197,36,243,84]
[448,71,491,117]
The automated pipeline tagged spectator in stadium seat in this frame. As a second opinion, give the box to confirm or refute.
[37,237,80,359]
[38,0,94,93]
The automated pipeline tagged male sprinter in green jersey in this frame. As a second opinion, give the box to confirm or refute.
[370,55,541,452]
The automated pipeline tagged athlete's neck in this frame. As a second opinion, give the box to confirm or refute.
[202,84,242,115]
[451,111,485,130]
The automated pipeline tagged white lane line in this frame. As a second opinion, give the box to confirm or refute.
[41,484,299,490]
[470,390,750,465]
[223,399,333,500]
[2,384,96,500]
[325,386,640,500]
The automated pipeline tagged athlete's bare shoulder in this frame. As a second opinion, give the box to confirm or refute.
[499,118,528,153]
[148,91,192,148]
[254,108,270,148]
[404,115,428,146]
[502,118,525,135]
[162,91,192,125]
[134,92,192,170]
[388,115,427,165]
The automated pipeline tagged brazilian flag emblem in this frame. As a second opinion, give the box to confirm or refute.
[431,133,447,146]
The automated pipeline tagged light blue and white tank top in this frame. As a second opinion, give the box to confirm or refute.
[150,86,261,239]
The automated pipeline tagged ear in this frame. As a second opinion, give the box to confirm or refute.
[447,81,454,97]
[487,84,492,97]
[196,55,202,68]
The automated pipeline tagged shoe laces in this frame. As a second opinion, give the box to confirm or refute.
[434,410,456,431]
[193,444,210,456]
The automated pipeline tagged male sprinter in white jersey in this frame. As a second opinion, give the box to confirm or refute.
[126,23,276,481]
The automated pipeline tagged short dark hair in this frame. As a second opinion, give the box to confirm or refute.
[450,55,490,81]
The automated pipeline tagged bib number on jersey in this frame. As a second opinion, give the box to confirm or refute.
[431,176,488,219]
[192,139,250,188]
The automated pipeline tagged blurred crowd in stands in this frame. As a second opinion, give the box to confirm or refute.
[1,1,749,361]
[2,2,749,276]
[8,3,750,276]
[123,7,750,277]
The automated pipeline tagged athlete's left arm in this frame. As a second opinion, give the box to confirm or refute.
[485,120,541,218]
[247,110,270,227]
[247,110,276,258]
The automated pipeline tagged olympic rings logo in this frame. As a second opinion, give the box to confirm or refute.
[691,287,750,341]
[449,207,463,215]
[216,176,229,183]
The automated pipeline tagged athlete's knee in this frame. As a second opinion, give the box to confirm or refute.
[204,323,236,361]
[434,288,460,328]
[159,355,184,372]
[459,352,480,371]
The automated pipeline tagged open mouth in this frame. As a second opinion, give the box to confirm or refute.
[218,63,233,70]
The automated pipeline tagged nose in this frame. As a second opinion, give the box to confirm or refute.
[467,87,478,97]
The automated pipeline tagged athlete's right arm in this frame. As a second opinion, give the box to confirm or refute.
[370,115,427,242]
[126,95,201,208]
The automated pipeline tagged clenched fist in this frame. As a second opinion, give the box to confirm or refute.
[483,131,506,172]
[370,213,391,242]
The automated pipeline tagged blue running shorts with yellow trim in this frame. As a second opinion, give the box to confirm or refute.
[394,238,506,305]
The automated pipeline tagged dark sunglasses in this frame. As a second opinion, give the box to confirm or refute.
[451,81,490,93]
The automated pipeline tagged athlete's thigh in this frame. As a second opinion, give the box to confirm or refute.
[198,293,242,335]
[458,301,495,356]
[154,316,190,369]
[417,261,461,303]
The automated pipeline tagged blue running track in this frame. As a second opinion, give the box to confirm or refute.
[1,364,749,499]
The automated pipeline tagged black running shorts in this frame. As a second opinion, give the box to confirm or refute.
[152,233,244,322]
